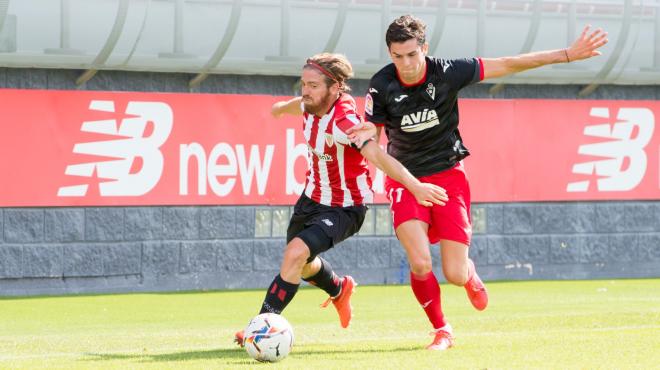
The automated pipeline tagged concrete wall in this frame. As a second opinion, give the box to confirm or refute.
[1,68,659,296]
[2,202,659,296]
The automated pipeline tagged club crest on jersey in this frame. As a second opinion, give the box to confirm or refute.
[325,133,334,147]
[426,83,436,100]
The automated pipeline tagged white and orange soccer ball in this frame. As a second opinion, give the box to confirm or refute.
[243,313,294,362]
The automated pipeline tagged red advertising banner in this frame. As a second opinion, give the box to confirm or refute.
[0,88,658,206]
[461,99,660,202]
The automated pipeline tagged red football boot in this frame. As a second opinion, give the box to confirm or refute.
[234,330,245,347]
[320,276,356,328]
[465,259,488,311]
[426,323,454,351]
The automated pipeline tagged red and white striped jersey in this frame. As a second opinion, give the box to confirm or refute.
[301,94,373,207]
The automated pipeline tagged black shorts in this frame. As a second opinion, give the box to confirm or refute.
[287,194,368,259]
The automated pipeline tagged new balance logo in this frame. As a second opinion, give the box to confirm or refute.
[567,107,654,192]
[394,94,408,102]
[322,219,334,227]
[58,100,173,197]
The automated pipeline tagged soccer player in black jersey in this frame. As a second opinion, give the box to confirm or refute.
[348,15,608,350]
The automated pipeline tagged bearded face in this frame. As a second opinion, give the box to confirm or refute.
[301,68,338,116]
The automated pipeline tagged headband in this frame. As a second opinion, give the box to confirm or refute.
[305,59,339,84]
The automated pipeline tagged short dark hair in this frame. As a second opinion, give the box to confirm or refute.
[386,14,427,48]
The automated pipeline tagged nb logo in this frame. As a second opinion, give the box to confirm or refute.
[394,94,408,102]
[322,219,334,227]
[58,100,173,197]
[567,107,654,192]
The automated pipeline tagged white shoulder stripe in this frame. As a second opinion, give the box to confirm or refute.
[345,113,361,125]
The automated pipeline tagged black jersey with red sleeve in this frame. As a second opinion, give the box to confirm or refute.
[365,56,483,177]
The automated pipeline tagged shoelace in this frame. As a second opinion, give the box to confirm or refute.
[428,330,454,344]
[429,330,451,337]
[467,277,485,292]
[469,284,485,293]
[429,324,454,337]
[429,329,452,336]
[320,297,334,308]
[320,281,345,308]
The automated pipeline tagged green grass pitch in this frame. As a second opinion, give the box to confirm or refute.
[1,279,658,369]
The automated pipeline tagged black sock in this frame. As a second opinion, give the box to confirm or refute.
[260,274,299,314]
[303,257,342,298]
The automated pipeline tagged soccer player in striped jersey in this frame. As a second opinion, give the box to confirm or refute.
[235,53,449,347]
[347,15,608,350]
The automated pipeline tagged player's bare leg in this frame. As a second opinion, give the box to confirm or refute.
[440,239,488,311]
[301,257,322,278]
[397,220,452,350]
[397,220,433,276]
[280,237,313,283]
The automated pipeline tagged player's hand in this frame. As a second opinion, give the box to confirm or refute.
[411,183,448,207]
[347,121,377,146]
[566,25,608,62]
[271,101,287,118]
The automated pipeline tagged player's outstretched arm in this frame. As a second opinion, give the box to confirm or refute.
[482,25,608,80]
[359,141,448,207]
[271,97,303,118]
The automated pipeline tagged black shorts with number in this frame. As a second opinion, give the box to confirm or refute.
[287,194,368,260]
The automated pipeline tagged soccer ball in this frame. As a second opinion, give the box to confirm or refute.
[243,313,294,362]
